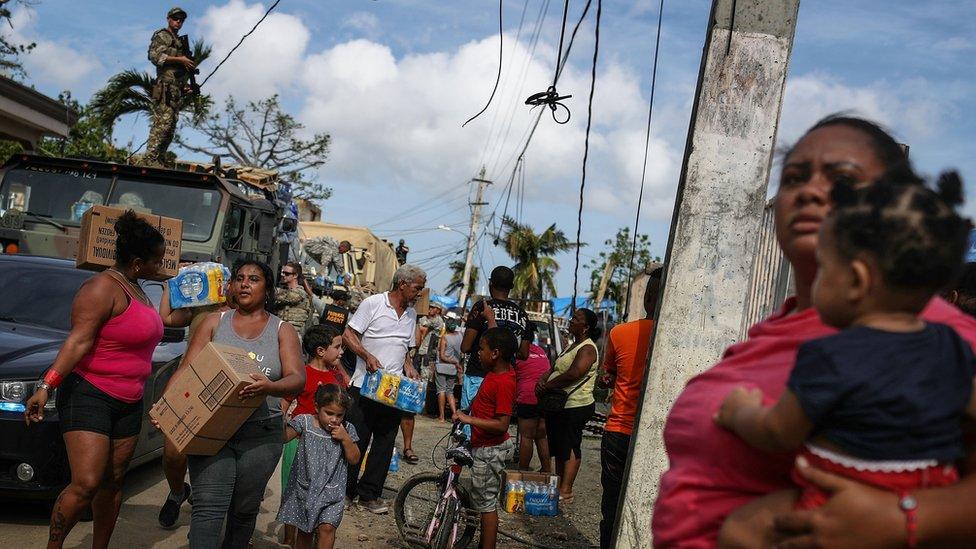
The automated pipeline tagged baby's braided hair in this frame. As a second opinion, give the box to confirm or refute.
[829,170,970,294]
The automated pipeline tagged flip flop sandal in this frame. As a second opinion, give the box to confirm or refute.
[403,449,420,464]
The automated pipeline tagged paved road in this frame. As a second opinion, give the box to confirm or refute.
[0,415,601,548]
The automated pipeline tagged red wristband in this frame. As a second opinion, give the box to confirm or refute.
[898,491,918,549]
[43,369,64,389]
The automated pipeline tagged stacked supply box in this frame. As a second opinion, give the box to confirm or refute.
[76,204,182,280]
[361,370,427,414]
[150,343,265,455]
[169,262,232,308]
[502,470,559,516]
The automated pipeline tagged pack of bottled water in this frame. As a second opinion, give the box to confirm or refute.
[503,476,558,516]
[168,262,232,308]
[360,370,427,414]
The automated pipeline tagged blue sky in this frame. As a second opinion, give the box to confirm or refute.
[8,0,975,298]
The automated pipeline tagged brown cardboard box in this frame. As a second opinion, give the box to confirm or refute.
[76,204,182,280]
[150,343,265,455]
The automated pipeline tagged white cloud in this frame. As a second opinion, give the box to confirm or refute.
[298,33,682,219]
[6,8,101,91]
[778,72,948,145]
[197,0,310,102]
[342,12,381,35]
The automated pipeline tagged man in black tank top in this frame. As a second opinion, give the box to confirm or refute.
[460,267,534,411]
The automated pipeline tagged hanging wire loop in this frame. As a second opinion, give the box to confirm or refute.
[524,86,573,124]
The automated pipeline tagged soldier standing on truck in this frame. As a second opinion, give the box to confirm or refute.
[143,7,195,167]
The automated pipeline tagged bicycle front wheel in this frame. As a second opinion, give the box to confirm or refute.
[395,472,444,548]
[395,472,477,549]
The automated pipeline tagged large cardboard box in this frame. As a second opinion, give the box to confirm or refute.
[76,204,182,280]
[150,343,265,455]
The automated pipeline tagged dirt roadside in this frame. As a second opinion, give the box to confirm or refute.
[0,415,602,548]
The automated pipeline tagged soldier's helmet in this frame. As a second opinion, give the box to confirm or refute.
[168,7,187,19]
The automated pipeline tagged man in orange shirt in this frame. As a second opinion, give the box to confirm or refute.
[598,267,662,549]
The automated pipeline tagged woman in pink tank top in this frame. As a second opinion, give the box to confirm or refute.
[24,211,165,549]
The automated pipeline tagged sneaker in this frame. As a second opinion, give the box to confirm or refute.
[360,498,389,514]
[158,482,191,528]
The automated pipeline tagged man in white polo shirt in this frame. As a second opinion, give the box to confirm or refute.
[343,264,425,514]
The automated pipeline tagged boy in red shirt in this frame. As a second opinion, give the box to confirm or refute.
[454,327,517,549]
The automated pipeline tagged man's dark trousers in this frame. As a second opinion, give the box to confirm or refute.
[600,431,630,549]
[346,385,403,501]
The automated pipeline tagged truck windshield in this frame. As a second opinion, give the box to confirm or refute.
[0,168,112,224]
[109,178,219,242]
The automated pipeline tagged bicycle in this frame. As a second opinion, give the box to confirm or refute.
[395,420,478,548]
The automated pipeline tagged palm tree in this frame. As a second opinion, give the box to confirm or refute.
[445,261,478,296]
[500,216,577,299]
[88,39,213,134]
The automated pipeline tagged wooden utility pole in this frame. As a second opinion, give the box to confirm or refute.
[459,171,490,309]
[594,258,615,306]
[614,1,801,546]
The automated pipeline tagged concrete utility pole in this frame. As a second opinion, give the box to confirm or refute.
[614,1,801,546]
[458,171,490,309]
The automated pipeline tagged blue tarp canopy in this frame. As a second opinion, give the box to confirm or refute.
[431,294,459,310]
[552,296,616,318]
[967,230,976,262]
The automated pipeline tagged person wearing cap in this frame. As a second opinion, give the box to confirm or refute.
[144,7,195,166]
[434,312,464,421]
[395,239,409,265]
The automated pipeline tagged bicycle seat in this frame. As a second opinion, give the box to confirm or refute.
[446,445,474,467]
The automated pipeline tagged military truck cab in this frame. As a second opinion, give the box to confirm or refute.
[0,154,287,270]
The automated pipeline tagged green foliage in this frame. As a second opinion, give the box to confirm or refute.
[445,260,478,296]
[587,227,659,311]
[0,1,36,80]
[0,139,23,164]
[178,95,332,201]
[88,39,213,133]
[0,91,130,164]
[500,216,577,299]
[36,92,130,162]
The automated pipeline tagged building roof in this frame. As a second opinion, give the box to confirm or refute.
[0,75,79,147]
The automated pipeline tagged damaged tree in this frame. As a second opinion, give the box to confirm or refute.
[178,95,332,201]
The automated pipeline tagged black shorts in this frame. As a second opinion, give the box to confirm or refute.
[56,374,143,439]
[515,403,540,419]
[545,402,595,461]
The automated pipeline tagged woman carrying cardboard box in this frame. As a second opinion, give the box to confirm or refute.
[165,259,305,548]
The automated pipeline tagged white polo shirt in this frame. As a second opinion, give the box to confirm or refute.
[347,292,417,388]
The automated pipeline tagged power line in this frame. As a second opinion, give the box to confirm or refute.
[462,0,504,127]
[200,0,283,87]
[570,0,601,309]
[624,0,666,316]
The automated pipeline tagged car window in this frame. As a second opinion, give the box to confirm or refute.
[0,262,93,330]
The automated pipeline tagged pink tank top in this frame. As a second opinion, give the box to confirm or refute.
[74,275,164,403]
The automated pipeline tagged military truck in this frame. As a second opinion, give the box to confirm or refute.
[0,154,292,270]
[297,221,400,297]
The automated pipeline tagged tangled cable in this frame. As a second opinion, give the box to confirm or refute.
[524,86,572,124]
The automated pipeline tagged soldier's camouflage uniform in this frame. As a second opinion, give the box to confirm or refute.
[275,287,313,337]
[144,28,189,167]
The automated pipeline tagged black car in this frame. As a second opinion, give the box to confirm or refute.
[0,254,186,498]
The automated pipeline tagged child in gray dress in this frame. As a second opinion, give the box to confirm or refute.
[278,384,361,549]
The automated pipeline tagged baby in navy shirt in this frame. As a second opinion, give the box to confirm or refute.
[716,171,976,545]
